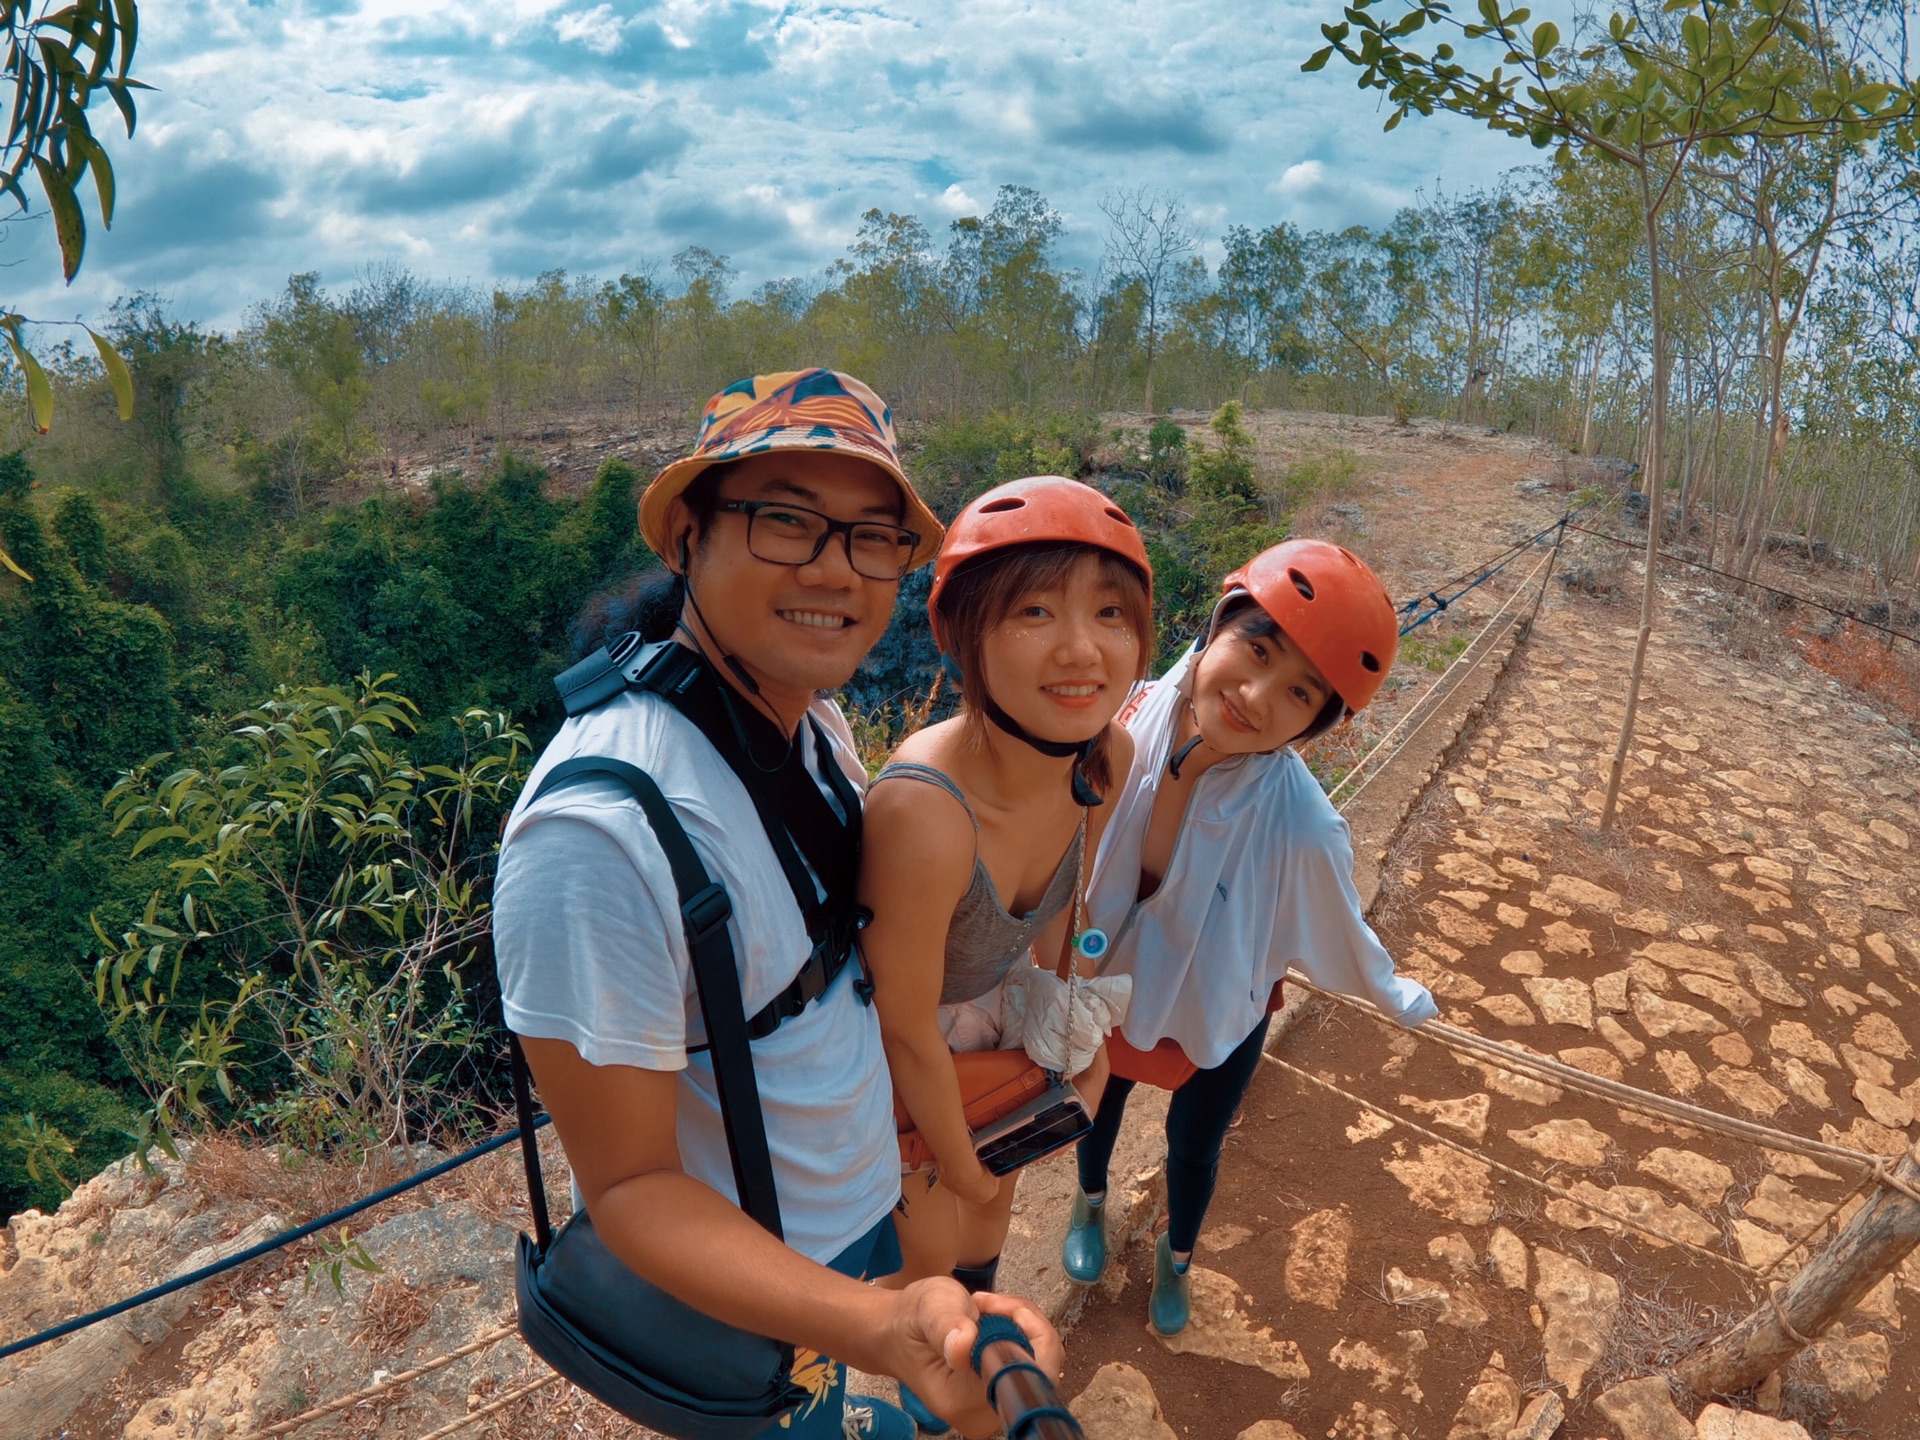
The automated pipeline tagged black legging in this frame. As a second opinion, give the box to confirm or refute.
[1077,1015,1272,1254]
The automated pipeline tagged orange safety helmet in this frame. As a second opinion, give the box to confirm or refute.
[1219,539,1398,716]
[928,476,1153,644]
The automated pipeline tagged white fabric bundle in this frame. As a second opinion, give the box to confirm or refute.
[1000,966,1132,1077]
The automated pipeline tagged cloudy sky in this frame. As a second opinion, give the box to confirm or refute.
[13,0,1543,331]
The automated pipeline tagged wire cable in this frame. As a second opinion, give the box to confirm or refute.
[1562,520,1920,649]
[0,1118,549,1362]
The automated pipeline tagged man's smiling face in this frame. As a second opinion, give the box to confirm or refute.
[669,449,905,714]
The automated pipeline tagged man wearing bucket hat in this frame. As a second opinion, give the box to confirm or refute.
[493,369,1063,1440]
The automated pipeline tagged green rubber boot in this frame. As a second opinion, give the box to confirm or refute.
[1062,1190,1108,1284]
[1148,1233,1191,1337]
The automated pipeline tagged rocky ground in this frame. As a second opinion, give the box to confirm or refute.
[4,412,1918,1440]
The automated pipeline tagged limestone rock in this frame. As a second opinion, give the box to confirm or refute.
[1853,1078,1915,1129]
[1511,1390,1565,1440]
[1692,1401,1811,1439]
[1770,1057,1832,1110]
[1597,1016,1647,1061]
[1524,977,1595,1029]
[1329,1330,1426,1400]
[1741,956,1805,1008]
[1742,1177,1830,1233]
[1594,1376,1692,1440]
[1705,1066,1788,1118]
[1328,1402,1409,1440]
[1633,991,1727,1039]
[1533,1248,1620,1393]
[1593,972,1632,1013]
[1544,1183,1719,1248]
[1348,1111,1397,1143]
[1654,1050,1704,1094]
[1071,1362,1178,1440]
[1853,1012,1913,1060]
[1477,993,1540,1027]
[1507,1118,1613,1168]
[1286,1207,1351,1310]
[1545,875,1623,912]
[1501,948,1547,976]
[1384,1145,1495,1225]
[1540,921,1594,956]
[1429,1233,1477,1276]
[1635,1148,1733,1208]
[1399,1092,1492,1143]
[1808,1329,1890,1402]
[1236,1424,1307,1440]
[1616,908,1672,936]
[1676,972,1761,1021]
[1838,1042,1895,1087]
[1451,1052,1564,1106]
[1487,1227,1529,1289]
[1446,1363,1521,1440]
[1708,1033,1753,1067]
[1636,942,1741,984]
[1153,1267,1311,1380]
[1497,904,1532,930]
[1560,1046,1625,1081]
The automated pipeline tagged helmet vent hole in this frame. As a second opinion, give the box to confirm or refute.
[1287,569,1315,601]
[978,497,1026,514]
[1361,651,1381,673]
[1105,506,1136,528]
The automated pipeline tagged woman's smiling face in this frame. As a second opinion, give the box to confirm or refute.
[1189,607,1336,755]
[977,551,1143,747]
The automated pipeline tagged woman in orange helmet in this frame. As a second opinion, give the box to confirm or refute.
[1060,539,1438,1336]
[858,476,1152,1435]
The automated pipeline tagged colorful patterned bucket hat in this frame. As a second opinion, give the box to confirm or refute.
[639,368,943,571]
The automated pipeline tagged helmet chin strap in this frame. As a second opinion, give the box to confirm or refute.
[978,691,1103,808]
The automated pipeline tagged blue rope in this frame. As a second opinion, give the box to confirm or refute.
[1396,503,1588,637]
[0,1117,549,1362]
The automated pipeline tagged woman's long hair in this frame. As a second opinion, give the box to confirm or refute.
[569,467,729,657]
[934,541,1153,797]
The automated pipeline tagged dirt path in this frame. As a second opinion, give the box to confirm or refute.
[1060,419,1920,1440]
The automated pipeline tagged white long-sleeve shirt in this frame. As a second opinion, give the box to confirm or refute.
[1087,644,1437,1069]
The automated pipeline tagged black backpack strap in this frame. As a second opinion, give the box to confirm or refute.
[508,1033,554,1250]
[513,755,785,1241]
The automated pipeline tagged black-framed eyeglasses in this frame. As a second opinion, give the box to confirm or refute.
[717,500,920,581]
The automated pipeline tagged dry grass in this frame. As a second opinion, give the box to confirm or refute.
[1793,620,1920,728]
[356,1275,433,1355]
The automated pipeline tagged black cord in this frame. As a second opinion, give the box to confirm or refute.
[0,1119,549,1362]
[1561,521,1920,649]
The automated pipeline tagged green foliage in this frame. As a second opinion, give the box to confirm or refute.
[1,1112,79,1195]
[910,410,1099,514]
[1145,420,1188,492]
[305,1225,383,1295]
[95,675,529,1160]
[1399,632,1469,673]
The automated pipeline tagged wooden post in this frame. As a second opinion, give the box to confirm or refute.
[1679,1140,1920,1398]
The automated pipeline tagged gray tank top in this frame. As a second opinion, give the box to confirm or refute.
[872,761,1085,1006]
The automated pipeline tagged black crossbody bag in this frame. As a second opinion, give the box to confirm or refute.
[509,756,806,1440]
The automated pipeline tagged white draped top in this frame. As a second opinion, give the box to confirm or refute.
[1086,644,1436,1069]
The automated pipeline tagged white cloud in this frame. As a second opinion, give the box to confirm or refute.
[555,4,625,54]
[11,0,1528,329]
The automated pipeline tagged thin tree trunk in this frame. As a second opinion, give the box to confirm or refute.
[1680,1141,1920,1398]
[1601,160,1669,833]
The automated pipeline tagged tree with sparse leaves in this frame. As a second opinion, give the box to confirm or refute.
[1306,0,1919,828]
[0,0,144,580]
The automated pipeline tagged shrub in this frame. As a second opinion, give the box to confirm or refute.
[94,676,529,1161]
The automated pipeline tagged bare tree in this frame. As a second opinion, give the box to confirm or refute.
[1100,187,1197,414]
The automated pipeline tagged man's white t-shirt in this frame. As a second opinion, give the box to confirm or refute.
[492,680,898,1265]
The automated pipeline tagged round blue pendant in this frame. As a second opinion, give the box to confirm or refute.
[1074,927,1109,962]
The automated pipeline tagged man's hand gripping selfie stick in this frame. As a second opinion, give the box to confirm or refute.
[971,1315,1083,1439]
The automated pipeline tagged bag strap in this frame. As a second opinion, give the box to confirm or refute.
[511,755,785,1243]
[508,1032,554,1249]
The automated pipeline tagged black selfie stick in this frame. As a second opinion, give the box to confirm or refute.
[970,1314,1084,1440]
